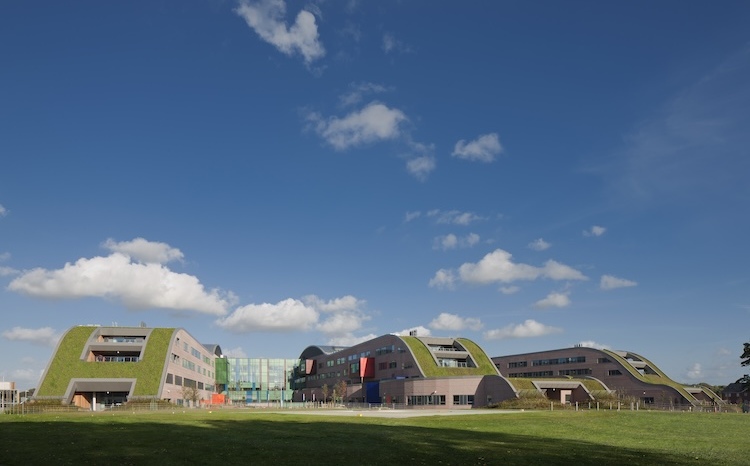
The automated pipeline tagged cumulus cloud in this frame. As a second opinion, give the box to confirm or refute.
[583,225,606,237]
[0,204,6,217]
[406,155,436,181]
[340,82,388,107]
[685,362,703,380]
[394,326,431,337]
[452,133,502,162]
[433,233,480,250]
[428,268,456,290]
[484,319,562,340]
[577,340,610,350]
[528,238,551,251]
[428,312,483,331]
[432,248,587,288]
[215,298,319,332]
[235,0,325,65]
[534,292,571,309]
[327,333,378,347]
[102,237,184,264]
[308,102,407,150]
[215,294,371,337]
[223,346,248,358]
[500,285,520,295]
[0,266,19,277]
[9,368,42,390]
[426,209,484,226]
[404,211,421,222]
[8,244,233,315]
[382,32,411,54]
[1,326,61,347]
[600,274,637,290]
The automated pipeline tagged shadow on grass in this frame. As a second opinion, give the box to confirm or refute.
[0,415,694,466]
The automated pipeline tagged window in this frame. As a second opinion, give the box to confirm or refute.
[508,361,527,368]
[597,357,612,363]
[453,395,474,405]
[532,356,586,366]
[608,370,622,376]
[166,373,173,384]
[558,369,592,376]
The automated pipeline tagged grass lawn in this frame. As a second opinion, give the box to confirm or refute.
[1,409,747,465]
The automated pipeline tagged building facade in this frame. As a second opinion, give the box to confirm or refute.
[492,346,722,406]
[225,357,300,405]
[294,334,517,408]
[35,325,221,410]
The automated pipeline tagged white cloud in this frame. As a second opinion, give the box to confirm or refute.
[404,211,421,222]
[382,32,411,54]
[8,250,232,315]
[327,333,378,347]
[308,102,407,150]
[102,237,184,264]
[450,249,587,286]
[426,209,484,226]
[433,233,480,251]
[9,368,43,390]
[340,82,388,107]
[235,0,325,65]
[534,292,571,309]
[215,294,371,337]
[303,294,364,313]
[528,238,551,251]
[223,346,247,358]
[428,268,456,290]
[583,225,606,237]
[406,155,436,181]
[0,266,19,277]
[500,285,520,295]
[452,133,502,162]
[600,274,637,290]
[0,204,6,217]
[215,298,319,332]
[685,362,703,380]
[577,340,610,350]
[1,326,61,347]
[394,326,431,337]
[428,312,483,331]
[484,319,562,340]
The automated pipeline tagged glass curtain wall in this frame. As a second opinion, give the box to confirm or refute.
[226,358,302,405]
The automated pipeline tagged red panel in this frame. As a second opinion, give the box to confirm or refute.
[360,357,375,378]
[306,359,316,375]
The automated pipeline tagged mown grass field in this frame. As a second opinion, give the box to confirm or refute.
[1,409,747,465]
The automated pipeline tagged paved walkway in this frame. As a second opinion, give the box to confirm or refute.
[274,408,527,418]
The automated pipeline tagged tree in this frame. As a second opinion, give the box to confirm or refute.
[321,384,329,405]
[182,386,200,407]
[742,342,750,367]
[333,380,348,404]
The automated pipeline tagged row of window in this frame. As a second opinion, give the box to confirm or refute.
[166,373,213,392]
[533,356,586,366]
[103,336,144,343]
[409,395,446,405]
[507,356,616,369]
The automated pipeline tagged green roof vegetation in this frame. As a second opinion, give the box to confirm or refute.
[36,326,175,397]
[601,349,698,403]
[400,336,498,377]
[504,377,606,392]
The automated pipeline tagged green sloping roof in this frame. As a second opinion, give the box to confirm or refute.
[601,349,698,403]
[37,326,174,397]
[400,336,498,377]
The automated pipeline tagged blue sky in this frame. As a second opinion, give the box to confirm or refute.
[2,1,749,390]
